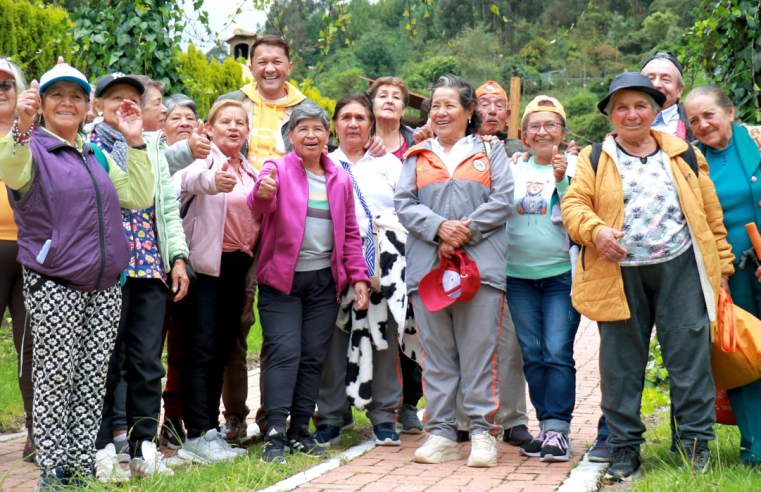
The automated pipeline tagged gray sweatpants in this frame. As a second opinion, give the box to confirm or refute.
[456,302,527,431]
[411,285,504,441]
[316,313,402,426]
[599,248,715,451]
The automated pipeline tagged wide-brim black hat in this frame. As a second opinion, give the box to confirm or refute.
[597,72,667,115]
[94,73,145,98]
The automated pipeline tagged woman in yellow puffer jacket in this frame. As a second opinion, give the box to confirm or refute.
[561,72,734,482]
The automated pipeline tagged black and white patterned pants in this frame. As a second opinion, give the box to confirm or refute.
[23,268,121,475]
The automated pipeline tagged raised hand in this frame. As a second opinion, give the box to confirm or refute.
[365,135,386,157]
[413,120,434,144]
[16,80,40,133]
[116,99,145,147]
[188,120,211,160]
[257,166,277,199]
[215,161,237,193]
[551,145,568,183]
[565,140,581,156]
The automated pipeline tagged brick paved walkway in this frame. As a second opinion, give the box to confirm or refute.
[295,317,602,492]
[0,318,602,492]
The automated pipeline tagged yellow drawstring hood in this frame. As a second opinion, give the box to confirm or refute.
[241,80,306,169]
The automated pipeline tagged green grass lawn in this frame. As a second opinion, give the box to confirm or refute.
[615,399,761,492]
[0,312,25,434]
[0,304,376,491]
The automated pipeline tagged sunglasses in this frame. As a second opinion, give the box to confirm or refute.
[0,80,15,92]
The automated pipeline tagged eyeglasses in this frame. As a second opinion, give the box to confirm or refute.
[526,122,561,134]
[0,80,15,92]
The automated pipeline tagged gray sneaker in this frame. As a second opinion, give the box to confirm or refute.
[178,429,239,463]
[396,404,423,434]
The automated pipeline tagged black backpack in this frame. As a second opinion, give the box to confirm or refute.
[588,142,699,175]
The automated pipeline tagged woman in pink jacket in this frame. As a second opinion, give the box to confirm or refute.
[175,99,261,463]
[249,100,369,464]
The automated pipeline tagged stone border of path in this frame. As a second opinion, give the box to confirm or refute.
[557,455,609,492]
[254,409,425,492]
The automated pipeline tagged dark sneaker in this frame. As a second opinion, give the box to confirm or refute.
[540,431,572,462]
[605,447,641,482]
[396,404,423,434]
[587,435,612,462]
[312,424,342,448]
[161,417,186,450]
[287,428,328,457]
[504,425,532,446]
[373,423,401,446]
[23,428,36,463]
[261,429,287,463]
[519,430,544,457]
[679,442,711,474]
[456,430,470,443]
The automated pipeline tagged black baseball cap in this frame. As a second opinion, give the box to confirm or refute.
[641,51,683,76]
[597,72,668,115]
[94,72,145,98]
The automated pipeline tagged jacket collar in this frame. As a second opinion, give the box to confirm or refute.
[209,141,258,178]
[35,127,91,155]
[723,124,759,178]
[405,134,486,162]
[602,129,689,162]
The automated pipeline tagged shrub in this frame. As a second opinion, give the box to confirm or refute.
[0,0,75,80]
[176,45,247,119]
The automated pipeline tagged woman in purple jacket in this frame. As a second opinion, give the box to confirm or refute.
[0,63,154,489]
[249,100,370,464]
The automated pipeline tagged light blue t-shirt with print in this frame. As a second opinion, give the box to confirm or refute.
[506,155,574,279]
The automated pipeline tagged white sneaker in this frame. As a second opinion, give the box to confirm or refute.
[215,432,247,457]
[130,441,174,478]
[467,432,498,467]
[95,444,131,483]
[413,434,463,464]
[177,429,239,463]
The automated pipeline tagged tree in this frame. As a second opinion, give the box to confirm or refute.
[684,0,761,121]
[71,0,188,91]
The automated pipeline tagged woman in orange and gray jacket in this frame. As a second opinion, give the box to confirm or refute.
[561,72,734,482]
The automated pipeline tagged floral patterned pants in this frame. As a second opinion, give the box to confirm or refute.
[23,268,121,476]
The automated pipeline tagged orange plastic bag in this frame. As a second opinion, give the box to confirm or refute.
[715,388,737,425]
[711,290,761,390]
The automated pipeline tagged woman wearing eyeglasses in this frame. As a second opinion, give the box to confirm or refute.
[506,96,580,463]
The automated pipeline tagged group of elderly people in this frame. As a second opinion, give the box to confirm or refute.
[1,37,760,489]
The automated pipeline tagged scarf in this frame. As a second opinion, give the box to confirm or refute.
[93,122,129,172]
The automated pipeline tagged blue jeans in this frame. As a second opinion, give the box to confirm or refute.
[506,271,580,433]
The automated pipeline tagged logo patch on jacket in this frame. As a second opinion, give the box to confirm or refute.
[473,160,486,172]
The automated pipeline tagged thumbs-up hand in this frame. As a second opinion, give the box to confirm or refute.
[551,145,568,183]
[215,160,237,193]
[16,79,41,132]
[257,165,277,199]
[188,120,211,160]
[56,56,66,66]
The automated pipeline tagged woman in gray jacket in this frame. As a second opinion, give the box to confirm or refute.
[395,75,513,469]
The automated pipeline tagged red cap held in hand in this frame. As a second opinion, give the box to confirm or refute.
[418,249,481,312]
